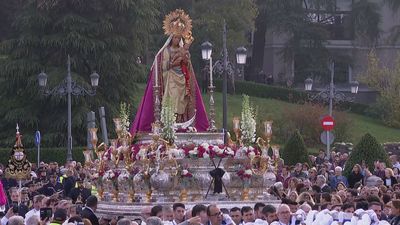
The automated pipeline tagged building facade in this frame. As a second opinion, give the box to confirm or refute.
[261,0,400,87]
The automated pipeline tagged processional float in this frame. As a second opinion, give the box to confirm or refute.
[82,9,282,218]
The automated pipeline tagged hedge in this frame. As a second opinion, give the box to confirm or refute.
[0,147,85,165]
[214,80,308,103]
[213,79,369,115]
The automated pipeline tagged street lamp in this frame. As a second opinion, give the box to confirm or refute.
[236,46,247,65]
[37,55,99,162]
[200,20,247,142]
[350,80,359,94]
[304,60,358,160]
[201,41,213,61]
[304,78,313,91]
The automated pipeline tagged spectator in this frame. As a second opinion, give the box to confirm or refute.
[150,205,163,218]
[308,168,318,184]
[384,168,398,188]
[320,193,332,205]
[261,205,277,224]
[276,167,291,189]
[348,164,364,188]
[191,204,207,225]
[369,201,388,221]
[270,204,291,225]
[147,217,163,225]
[288,191,298,203]
[51,208,68,225]
[297,192,315,205]
[316,175,331,193]
[356,201,369,210]
[315,150,325,165]
[25,194,45,221]
[374,161,386,179]
[331,194,342,205]
[69,179,91,204]
[63,169,76,197]
[25,215,39,225]
[7,216,24,225]
[163,206,174,222]
[253,203,265,220]
[240,206,254,224]
[329,166,348,189]
[229,207,241,225]
[172,203,185,225]
[39,173,63,196]
[342,203,355,213]
[390,200,400,224]
[287,178,299,196]
[81,195,99,225]
[346,189,358,203]
[391,155,400,170]
[292,164,307,179]
[206,205,223,225]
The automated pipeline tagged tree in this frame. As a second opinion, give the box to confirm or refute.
[0,0,160,147]
[281,130,311,166]
[360,51,400,127]
[344,133,390,176]
[249,0,381,84]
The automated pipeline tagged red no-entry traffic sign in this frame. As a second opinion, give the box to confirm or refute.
[321,116,335,131]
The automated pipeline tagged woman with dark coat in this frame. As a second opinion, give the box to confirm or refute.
[384,168,398,188]
[347,164,364,188]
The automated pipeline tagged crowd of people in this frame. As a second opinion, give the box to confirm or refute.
[1,150,400,225]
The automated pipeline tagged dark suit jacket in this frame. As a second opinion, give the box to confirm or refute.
[81,207,99,225]
[384,176,398,188]
[321,184,332,193]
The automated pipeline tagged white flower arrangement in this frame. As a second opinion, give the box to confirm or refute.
[172,148,185,158]
[118,170,130,182]
[119,102,131,133]
[240,95,256,146]
[161,97,177,144]
[201,143,210,149]
[103,170,116,180]
[225,147,235,157]
[136,147,147,160]
[244,169,253,176]
[189,148,198,156]
[182,169,189,176]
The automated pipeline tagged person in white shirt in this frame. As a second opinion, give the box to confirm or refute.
[172,203,186,225]
[270,204,291,225]
[241,207,255,225]
[25,195,45,222]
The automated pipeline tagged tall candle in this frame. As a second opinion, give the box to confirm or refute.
[210,57,213,87]
[233,117,240,131]
[154,60,158,87]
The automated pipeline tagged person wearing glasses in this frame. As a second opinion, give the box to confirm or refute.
[207,205,223,225]
[270,204,292,225]
[206,205,235,225]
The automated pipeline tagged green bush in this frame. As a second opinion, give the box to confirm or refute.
[0,147,85,166]
[273,103,352,146]
[214,80,308,104]
[282,130,311,165]
[344,133,390,176]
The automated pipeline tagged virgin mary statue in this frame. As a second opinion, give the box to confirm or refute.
[130,10,209,136]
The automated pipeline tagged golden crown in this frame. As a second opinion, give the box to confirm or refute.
[163,9,193,37]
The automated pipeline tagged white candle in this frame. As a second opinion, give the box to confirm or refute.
[154,60,158,87]
[156,148,160,161]
[210,57,213,87]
